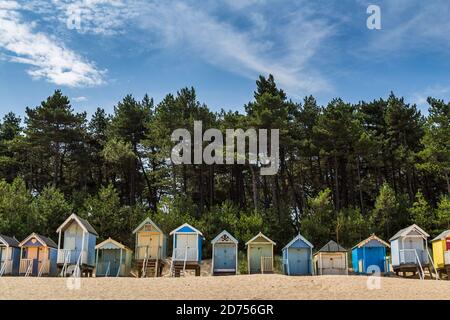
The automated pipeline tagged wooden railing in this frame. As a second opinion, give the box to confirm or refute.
[399,249,428,265]
[261,256,273,274]
[173,247,197,262]
[20,259,33,275]
[58,249,87,265]
[0,260,11,276]
[136,245,161,260]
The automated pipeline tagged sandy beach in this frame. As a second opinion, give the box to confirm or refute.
[1,275,449,300]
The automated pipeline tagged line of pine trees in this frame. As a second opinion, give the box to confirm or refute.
[0,75,448,256]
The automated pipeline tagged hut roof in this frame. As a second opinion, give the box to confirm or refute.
[170,223,203,236]
[211,230,238,244]
[316,240,347,253]
[245,232,276,246]
[352,234,390,249]
[56,213,99,236]
[0,234,20,247]
[282,234,313,251]
[95,237,132,251]
[431,230,450,242]
[19,233,58,248]
[132,217,163,235]
[389,224,429,241]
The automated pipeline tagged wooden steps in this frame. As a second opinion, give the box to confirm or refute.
[136,259,164,277]
[171,261,200,277]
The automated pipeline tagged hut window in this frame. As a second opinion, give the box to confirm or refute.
[144,224,152,231]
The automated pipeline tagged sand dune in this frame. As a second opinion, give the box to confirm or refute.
[0,275,449,300]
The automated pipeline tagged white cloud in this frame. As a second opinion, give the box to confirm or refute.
[72,96,87,102]
[363,0,450,52]
[410,85,450,108]
[0,1,105,87]
[134,1,332,94]
[4,0,334,94]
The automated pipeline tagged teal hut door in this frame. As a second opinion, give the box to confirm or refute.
[214,244,235,271]
[288,248,309,275]
[103,250,120,276]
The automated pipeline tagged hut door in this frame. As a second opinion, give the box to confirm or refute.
[289,248,308,275]
[27,247,39,276]
[177,234,197,260]
[0,247,5,263]
[149,234,160,259]
[214,244,235,271]
[446,238,450,251]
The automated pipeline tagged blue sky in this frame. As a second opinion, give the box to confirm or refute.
[1,0,450,119]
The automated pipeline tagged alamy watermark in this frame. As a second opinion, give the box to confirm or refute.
[367,4,381,30]
[171,121,280,176]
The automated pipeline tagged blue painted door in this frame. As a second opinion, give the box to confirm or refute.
[364,247,385,273]
[288,248,309,275]
[214,244,235,271]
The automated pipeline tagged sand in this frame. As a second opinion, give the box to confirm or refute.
[1,275,449,300]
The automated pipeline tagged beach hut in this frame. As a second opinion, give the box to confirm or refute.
[169,223,204,277]
[132,217,167,277]
[352,234,390,274]
[389,224,435,279]
[314,240,348,275]
[0,235,20,276]
[211,230,238,275]
[246,232,275,274]
[18,233,58,277]
[282,234,314,276]
[95,238,133,277]
[56,213,98,277]
[431,230,450,278]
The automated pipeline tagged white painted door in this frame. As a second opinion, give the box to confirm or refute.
[176,234,197,261]
[322,254,344,275]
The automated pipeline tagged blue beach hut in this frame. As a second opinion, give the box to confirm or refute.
[0,235,20,276]
[211,230,238,275]
[169,223,204,277]
[352,234,390,274]
[282,234,314,276]
[18,233,58,277]
[56,213,98,277]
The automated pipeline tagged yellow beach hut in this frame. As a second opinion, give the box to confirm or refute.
[431,230,450,278]
[246,232,275,274]
[132,217,167,277]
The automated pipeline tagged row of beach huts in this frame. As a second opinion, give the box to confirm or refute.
[0,214,449,279]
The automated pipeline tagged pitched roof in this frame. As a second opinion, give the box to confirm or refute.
[282,233,313,250]
[95,237,132,251]
[211,230,238,244]
[0,234,20,247]
[245,232,276,246]
[169,223,203,236]
[389,224,429,241]
[19,233,58,248]
[352,234,390,249]
[432,230,450,242]
[316,240,347,253]
[56,213,99,236]
[132,217,163,235]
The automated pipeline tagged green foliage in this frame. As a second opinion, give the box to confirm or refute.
[0,77,448,254]
[0,177,33,239]
[300,189,335,247]
[31,185,72,236]
[435,196,450,230]
[409,191,433,231]
[370,183,398,238]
